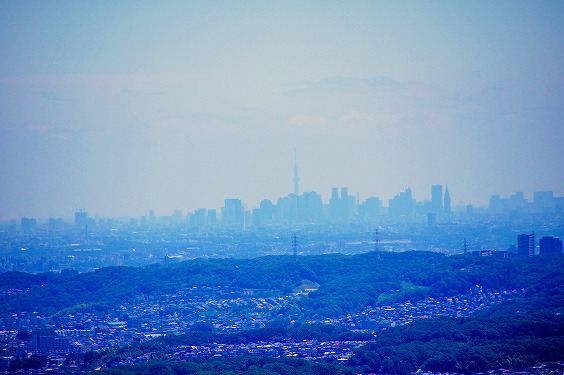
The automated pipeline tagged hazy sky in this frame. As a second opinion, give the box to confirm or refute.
[1,1,563,220]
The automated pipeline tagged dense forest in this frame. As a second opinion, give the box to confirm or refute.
[1,251,563,374]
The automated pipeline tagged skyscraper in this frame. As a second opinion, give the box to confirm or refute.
[539,236,562,254]
[21,217,37,232]
[341,187,350,220]
[74,209,88,227]
[359,197,382,221]
[329,188,340,222]
[431,185,443,214]
[534,191,554,212]
[389,187,415,219]
[223,199,244,229]
[444,185,451,213]
[517,233,535,256]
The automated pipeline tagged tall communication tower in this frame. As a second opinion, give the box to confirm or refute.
[293,149,299,196]
[463,238,468,254]
[292,232,298,257]
[374,228,380,259]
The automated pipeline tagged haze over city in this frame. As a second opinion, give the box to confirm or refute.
[1,1,563,220]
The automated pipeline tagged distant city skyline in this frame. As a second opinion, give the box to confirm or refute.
[7,182,562,223]
[1,2,562,220]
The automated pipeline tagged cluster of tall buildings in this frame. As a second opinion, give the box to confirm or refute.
[387,184,451,222]
[517,233,563,256]
[185,156,459,229]
[7,157,563,232]
[184,183,455,229]
[489,191,563,214]
[179,183,561,230]
[10,184,563,233]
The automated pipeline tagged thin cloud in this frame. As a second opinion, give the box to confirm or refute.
[288,114,330,129]
[284,76,405,96]
[340,111,370,123]
[38,91,75,102]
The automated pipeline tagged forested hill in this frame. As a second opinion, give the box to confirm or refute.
[2,252,563,374]
[1,251,562,318]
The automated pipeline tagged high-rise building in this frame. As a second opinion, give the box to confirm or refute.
[359,197,382,222]
[509,192,527,211]
[172,210,183,222]
[389,187,415,219]
[298,191,324,223]
[444,185,451,213]
[539,236,562,254]
[208,209,217,225]
[431,185,443,214]
[534,191,554,212]
[21,217,37,232]
[489,194,502,214]
[223,199,244,229]
[252,199,273,226]
[329,188,340,222]
[48,217,64,229]
[327,187,353,222]
[275,196,293,224]
[341,187,350,220]
[74,209,88,227]
[189,208,207,227]
[517,233,535,256]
